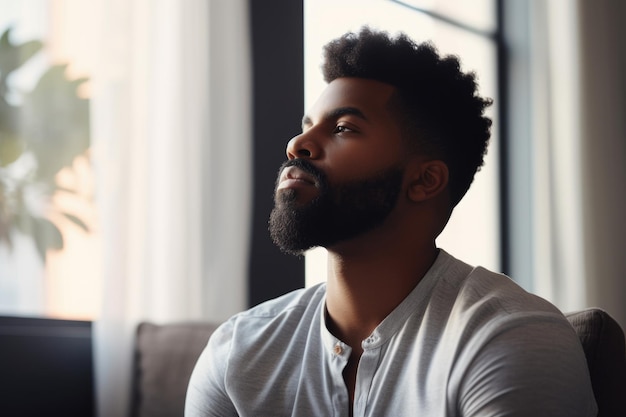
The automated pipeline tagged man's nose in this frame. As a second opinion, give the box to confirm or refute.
[286,132,321,160]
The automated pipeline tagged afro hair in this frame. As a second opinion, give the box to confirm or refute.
[322,27,493,206]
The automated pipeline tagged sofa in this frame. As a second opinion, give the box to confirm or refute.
[130,308,626,417]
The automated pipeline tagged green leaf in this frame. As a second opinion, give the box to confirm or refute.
[19,64,91,182]
[32,216,64,260]
[0,27,43,89]
[0,134,24,166]
[61,212,89,233]
[0,91,23,165]
[0,183,13,248]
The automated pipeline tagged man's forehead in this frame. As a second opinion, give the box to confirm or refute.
[303,77,396,124]
[301,106,368,128]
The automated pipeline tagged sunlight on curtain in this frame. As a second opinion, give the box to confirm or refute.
[506,0,626,327]
[577,0,626,329]
[90,1,251,416]
[531,0,585,311]
[505,0,587,313]
[304,0,499,286]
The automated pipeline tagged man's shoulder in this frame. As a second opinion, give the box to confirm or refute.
[241,283,326,319]
[459,264,562,316]
[434,250,560,314]
[431,250,569,338]
[214,283,326,345]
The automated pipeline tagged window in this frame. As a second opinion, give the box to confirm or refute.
[0,1,100,319]
[303,0,500,285]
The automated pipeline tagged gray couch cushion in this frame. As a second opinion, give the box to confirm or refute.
[566,308,626,416]
[131,321,218,417]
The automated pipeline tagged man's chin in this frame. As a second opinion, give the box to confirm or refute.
[274,244,311,257]
[269,232,316,257]
[268,205,325,256]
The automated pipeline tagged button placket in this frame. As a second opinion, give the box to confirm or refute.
[353,339,382,417]
[327,340,350,416]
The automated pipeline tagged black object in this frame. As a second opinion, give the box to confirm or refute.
[0,316,94,417]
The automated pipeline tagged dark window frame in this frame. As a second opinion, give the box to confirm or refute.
[248,0,306,307]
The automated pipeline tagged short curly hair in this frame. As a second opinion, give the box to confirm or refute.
[322,27,493,207]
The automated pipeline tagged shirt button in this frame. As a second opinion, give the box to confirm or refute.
[333,344,343,355]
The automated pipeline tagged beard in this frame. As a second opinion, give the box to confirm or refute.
[269,158,403,255]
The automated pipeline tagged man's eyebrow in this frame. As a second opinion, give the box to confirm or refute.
[301,107,368,129]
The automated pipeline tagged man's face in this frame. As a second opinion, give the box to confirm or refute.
[269,77,407,255]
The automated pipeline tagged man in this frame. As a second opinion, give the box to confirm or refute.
[186,28,597,416]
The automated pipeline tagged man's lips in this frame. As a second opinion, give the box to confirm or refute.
[277,166,318,190]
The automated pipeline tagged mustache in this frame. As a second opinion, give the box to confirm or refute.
[276,158,328,188]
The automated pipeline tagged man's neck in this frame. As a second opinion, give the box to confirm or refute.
[324,237,439,349]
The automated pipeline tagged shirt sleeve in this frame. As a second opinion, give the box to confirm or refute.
[185,319,238,417]
[457,314,598,417]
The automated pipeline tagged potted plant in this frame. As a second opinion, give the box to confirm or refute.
[0,27,91,262]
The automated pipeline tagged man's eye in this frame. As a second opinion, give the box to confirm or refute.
[334,125,353,134]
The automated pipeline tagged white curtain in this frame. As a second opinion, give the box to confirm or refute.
[507,0,626,329]
[576,0,626,329]
[91,1,251,416]
[526,0,586,314]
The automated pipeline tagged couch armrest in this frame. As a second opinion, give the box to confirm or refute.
[130,321,219,417]
[566,308,626,417]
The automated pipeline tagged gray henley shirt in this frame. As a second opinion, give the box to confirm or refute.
[186,249,597,416]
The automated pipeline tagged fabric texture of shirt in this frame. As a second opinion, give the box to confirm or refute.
[185,249,597,416]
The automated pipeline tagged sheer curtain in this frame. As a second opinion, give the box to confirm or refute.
[527,0,586,314]
[506,0,626,328]
[90,1,250,416]
[577,0,626,329]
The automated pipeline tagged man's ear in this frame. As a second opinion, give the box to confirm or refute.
[406,160,449,203]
